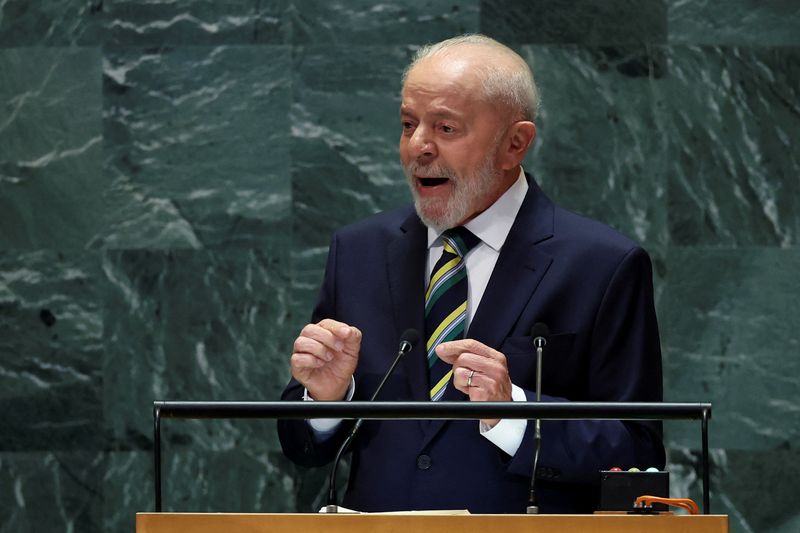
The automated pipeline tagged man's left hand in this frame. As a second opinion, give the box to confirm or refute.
[435,339,512,428]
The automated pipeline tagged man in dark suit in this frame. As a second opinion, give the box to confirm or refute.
[278,34,665,513]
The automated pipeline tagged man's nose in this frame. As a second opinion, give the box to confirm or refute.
[409,126,437,161]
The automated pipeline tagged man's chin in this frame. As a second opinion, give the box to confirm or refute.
[414,201,460,232]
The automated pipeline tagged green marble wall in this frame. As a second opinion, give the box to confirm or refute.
[1,1,797,531]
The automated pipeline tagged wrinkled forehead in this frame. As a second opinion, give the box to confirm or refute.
[400,80,487,124]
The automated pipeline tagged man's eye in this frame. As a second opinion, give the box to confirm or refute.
[441,125,455,133]
[402,121,414,130]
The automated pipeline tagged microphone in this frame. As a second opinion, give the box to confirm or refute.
[527,322,549,514]
[325,328,420,512]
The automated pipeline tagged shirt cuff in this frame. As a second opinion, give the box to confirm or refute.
[305,376,356,435]
[479,383,528,456]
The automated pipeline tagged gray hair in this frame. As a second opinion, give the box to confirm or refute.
[402,34,540,121]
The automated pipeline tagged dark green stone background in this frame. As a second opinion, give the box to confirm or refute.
[1,1,798,531]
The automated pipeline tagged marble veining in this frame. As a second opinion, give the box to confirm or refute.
[0,2,797,532]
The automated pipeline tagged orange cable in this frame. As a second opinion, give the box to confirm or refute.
[634,495,700,515]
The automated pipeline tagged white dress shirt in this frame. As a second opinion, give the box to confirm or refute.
[308,169,529,457]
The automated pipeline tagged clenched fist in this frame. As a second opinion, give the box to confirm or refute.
[290,319,362,401]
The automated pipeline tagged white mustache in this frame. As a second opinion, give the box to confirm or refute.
[403,161,459,181]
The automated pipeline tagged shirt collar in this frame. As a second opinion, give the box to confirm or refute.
[426,167,528,252]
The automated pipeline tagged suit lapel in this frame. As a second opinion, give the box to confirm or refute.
[419,175,556,449]
[468,179,555,347]
[386,210,429,408]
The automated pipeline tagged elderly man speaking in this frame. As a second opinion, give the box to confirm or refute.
[278,34,665,514]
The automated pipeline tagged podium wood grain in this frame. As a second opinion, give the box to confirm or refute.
[137,513,728,532]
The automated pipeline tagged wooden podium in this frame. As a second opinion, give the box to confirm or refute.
[137,512,728,532]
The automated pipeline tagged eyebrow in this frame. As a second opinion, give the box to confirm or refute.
[400,105,465,121]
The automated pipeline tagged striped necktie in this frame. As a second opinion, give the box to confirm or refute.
[425,227,481,401]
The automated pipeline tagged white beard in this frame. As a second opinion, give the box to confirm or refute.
[403,147,499,232]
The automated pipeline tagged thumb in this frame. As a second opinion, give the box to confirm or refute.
[434,342,458,364]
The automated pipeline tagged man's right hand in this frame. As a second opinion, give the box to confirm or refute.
[290,319,362,401]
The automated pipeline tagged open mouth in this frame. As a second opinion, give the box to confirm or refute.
[418,177,449,187]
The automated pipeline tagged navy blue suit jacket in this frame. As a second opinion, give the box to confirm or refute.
[278,175,665,513]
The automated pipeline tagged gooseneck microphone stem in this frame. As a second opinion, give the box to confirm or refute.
[527,322,549,514]
[325,418,360,511]
[325,329,419,512]
[528,342,543,513]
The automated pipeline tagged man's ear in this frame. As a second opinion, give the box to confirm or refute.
[500,121,536,170]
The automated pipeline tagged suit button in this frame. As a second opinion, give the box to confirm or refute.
[417,454,432,470]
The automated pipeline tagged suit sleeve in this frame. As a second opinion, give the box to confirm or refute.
[277,234,355,468]
[506,246,666,484]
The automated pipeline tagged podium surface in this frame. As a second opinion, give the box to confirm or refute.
[137,512,728,533]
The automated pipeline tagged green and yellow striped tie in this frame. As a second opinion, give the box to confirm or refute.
[425,227,481,400]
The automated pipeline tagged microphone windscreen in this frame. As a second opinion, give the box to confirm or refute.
[400,328,421,348]
[530,322,550,339]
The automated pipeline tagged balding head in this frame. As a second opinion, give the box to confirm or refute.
[402,34,540,122]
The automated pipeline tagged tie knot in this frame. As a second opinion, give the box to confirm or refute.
[441,227,481,258]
